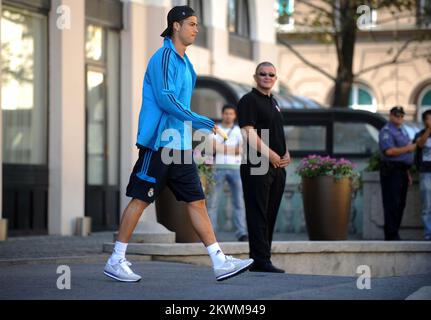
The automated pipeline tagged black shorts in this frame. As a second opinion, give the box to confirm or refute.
[126,147,205,203]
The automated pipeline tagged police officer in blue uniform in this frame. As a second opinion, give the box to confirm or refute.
[379,106,416,240]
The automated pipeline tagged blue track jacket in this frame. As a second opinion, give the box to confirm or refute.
[136,37,215,151]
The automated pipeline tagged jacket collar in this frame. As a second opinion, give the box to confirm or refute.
[163,37,197,87]
[164,37,187,60]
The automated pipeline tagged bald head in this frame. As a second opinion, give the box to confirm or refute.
[255,61,276,75]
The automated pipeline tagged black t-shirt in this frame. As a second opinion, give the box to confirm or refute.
[413,129,431,172]
[237,88,286,164]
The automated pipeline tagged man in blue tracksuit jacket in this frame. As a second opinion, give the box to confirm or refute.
[104,5,253,283]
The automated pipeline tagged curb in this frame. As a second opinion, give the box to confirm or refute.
[405,286,431,300]
[0,254,151,267]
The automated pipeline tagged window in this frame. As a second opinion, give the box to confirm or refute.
[284,125,326,152]
[188,0,204,22]
[228,0,250,37]
[333,123,379,155]
[418,84,431,117]
[191,88,227,120]
[1,7,48,164]
[348,84,377,113]
[275,0,295,32]
[85,24,120,187]
[187,0,207,47]
[417,0,431,27]
[228,0,253,59]
[85,0,123,230]
[86,25,104,61]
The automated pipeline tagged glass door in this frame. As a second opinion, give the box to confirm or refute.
[85,24,120,231]
[86,68,106,188]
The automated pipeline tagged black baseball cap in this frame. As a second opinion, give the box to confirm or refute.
[390,106,406,116]
[160,6,196,38]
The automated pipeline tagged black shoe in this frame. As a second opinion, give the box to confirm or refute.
[238,235,248,242]
[249,262,285,273]
[385,235,402,241]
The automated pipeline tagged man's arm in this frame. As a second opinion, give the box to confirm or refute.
[242,126,282,168]
[415,128,431,148]
[214,142,240,155]
[385,144,416,157]
[379,128,416,157]
[150,50,215,131]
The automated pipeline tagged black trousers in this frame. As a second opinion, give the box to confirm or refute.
[380,163,409,240]
[240,165,286,265]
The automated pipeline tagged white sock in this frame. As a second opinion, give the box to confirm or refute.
[206,242,226,268]
[109,241,128,264]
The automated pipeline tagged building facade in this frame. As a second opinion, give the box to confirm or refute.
[276,0,431,119]
[1,0,430,236]
[0,0,280,236]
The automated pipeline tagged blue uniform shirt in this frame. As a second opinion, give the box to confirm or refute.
[379,122,413,165]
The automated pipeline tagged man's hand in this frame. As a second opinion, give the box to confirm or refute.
[269,150,281,168]
[386,143,417,157]
[406,143,417,153]
[279,151,291,168]
[214,125,228,141]
[234,144,241,155]
[407,171,413,187]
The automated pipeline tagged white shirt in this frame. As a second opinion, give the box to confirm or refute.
[212,124,242,165]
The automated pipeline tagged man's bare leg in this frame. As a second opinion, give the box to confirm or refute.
[117,198,150,243]
[104,198,150,282]
[186,199,217,246]
[186,199,254,280]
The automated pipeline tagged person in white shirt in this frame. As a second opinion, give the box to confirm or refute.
[207,105,248,241]
[413,109,431,241]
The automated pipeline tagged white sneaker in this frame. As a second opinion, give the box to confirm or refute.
[104,258,142,282]
[214,256,254,281]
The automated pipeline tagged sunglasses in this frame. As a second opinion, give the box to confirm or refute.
[258,72,276,78]
[392,113,404,118]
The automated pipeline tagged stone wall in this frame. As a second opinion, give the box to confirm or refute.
[362,171,424,240]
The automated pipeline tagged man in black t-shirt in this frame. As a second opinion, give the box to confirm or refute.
[237,62,291,272]
[413,109,431,241]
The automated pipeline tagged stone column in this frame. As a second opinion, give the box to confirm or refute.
[48,0,86,235]
[0,0,6,241]
[253,0,278,60]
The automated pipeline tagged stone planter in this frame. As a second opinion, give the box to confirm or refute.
[302,176,352,240]
[362,171,422,240]
[0,219,8,241]
[155,187,201,243]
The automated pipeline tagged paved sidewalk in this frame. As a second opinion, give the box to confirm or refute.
[0,232,430,300]
[0,232,307,264]
[0,260,430,300]
[0,232,113,264]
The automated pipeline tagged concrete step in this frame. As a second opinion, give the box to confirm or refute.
[405,286,431,300]
[103,241,431,277]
